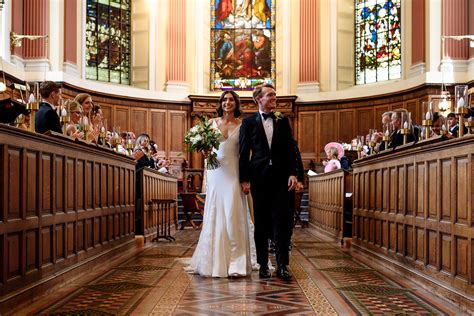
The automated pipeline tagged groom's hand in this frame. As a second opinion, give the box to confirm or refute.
[241,182,251,195]
[288,176,297,191]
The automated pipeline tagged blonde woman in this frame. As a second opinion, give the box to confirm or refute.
[65,100,84,139]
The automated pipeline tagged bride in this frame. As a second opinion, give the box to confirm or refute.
[186,90,258,277]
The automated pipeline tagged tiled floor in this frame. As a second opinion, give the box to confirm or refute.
[16,227,469,315]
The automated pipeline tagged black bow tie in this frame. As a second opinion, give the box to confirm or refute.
[262,112,274,120]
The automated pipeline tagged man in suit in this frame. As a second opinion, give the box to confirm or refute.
[35,81,62,134]
[239,83,297,281]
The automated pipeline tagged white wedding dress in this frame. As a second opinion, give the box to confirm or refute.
[186,121,259,277]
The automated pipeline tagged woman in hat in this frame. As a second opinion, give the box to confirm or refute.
[323,142,344,173]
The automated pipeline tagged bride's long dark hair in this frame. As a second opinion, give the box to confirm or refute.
[216,90,242,118]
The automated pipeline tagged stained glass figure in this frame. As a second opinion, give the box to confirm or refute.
[355,0,401,85]
[211,0,275,91]
[86,0,131,85]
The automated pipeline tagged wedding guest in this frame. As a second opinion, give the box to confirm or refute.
[133,134,158,170]
[74,93,93,117]
[389,109,415,148]
[65,100,84,139]
[15,110,31,130]
[35,81,62,134]
[446,112,467,138]
[431,112,447,137]
[375,111,393,151]
[323,142,343,173]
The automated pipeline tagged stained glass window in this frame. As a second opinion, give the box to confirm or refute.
[355,0,401,85]
[210,0,275,91]
[86,0,131,85]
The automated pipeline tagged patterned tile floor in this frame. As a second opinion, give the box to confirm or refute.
[16,227,469,315]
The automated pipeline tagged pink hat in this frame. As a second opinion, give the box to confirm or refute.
[324,142,344,159]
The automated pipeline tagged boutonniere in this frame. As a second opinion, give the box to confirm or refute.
[274,111,283,121]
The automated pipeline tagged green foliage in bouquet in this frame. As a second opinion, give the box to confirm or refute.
[184,116,222,169]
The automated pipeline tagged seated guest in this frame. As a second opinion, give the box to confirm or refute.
[65,100,84,139]
[15,110,31,130]
[374,111,393,152]
[88,104,103,143]
[431,112,447,137]
[389,109,416,148]
[74,93,93,117]
[323,142,343,173]
[133,134,158,170]
[446,112,468,138]
[36,81,62,134]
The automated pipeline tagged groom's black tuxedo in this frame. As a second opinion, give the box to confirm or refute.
[239,112,297,268]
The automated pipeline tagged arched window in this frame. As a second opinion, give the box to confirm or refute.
[211,0,275,91]
[86,0,131,85]
[355,0,401,85]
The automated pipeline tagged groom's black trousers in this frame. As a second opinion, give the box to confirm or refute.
[251,170,294,268]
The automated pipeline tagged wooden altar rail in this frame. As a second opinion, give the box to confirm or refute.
[138,168,178,239]
[352,135,474,309]
[308,169,352,239]
[0,125,136,310]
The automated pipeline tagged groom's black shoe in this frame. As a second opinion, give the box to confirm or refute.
[259,267,271,279]
[276,266,292,281]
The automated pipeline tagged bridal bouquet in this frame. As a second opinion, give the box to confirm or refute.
[184,116,222,169]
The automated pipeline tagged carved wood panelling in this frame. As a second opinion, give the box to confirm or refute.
[131,109,148,136]
[151,110,166,155]
[296,86,442,164]
[298,112,316,155]
[308,170,350,238]
[352,136,474,306]
[140,169,178,239]
[0,126,135,298]
[169,111,187,160]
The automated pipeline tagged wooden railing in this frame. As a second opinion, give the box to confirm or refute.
[0,125,136,305]
[352,135,474,308]
[136,168,178,239]
[308,169,352,239]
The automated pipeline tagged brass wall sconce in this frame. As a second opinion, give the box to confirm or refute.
[10,31,48,53]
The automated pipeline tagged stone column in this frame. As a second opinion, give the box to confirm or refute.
[165,0,188,93]
[410,0,425,76]
[296,0,320,94]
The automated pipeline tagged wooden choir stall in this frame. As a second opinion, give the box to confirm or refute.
[309,135,474,309]
[0,125,178,312]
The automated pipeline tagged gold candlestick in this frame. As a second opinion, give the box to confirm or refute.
[60,115,70,135]
[400,128,410,144]
[99,132,107,146]
[368,141,375,155]
[83,124,92,141]
[382,135,390,150]
[421,119,433,140]
[455,108,467,138]
[465,121,473,135]
[26,101,39,132]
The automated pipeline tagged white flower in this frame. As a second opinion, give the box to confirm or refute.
[191,135,202,144]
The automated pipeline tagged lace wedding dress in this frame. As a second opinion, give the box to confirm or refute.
[186,121,259,277]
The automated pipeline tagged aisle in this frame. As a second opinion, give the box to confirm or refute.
[21,227,466,315]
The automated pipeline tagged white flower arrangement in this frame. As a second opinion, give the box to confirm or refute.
[184,116,222,169]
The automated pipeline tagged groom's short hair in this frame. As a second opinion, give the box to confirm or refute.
[253,83,275,104]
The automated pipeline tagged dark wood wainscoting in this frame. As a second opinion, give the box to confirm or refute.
[352,135,474,308]
[61,83,189,167]
[296,85,443,165]
[140,168,178,239]
[308,169,352,239]
[0,125,136,301]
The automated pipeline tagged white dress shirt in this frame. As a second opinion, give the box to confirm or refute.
[259,111,274,148]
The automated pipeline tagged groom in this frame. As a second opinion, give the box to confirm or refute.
[239,83,297,281]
